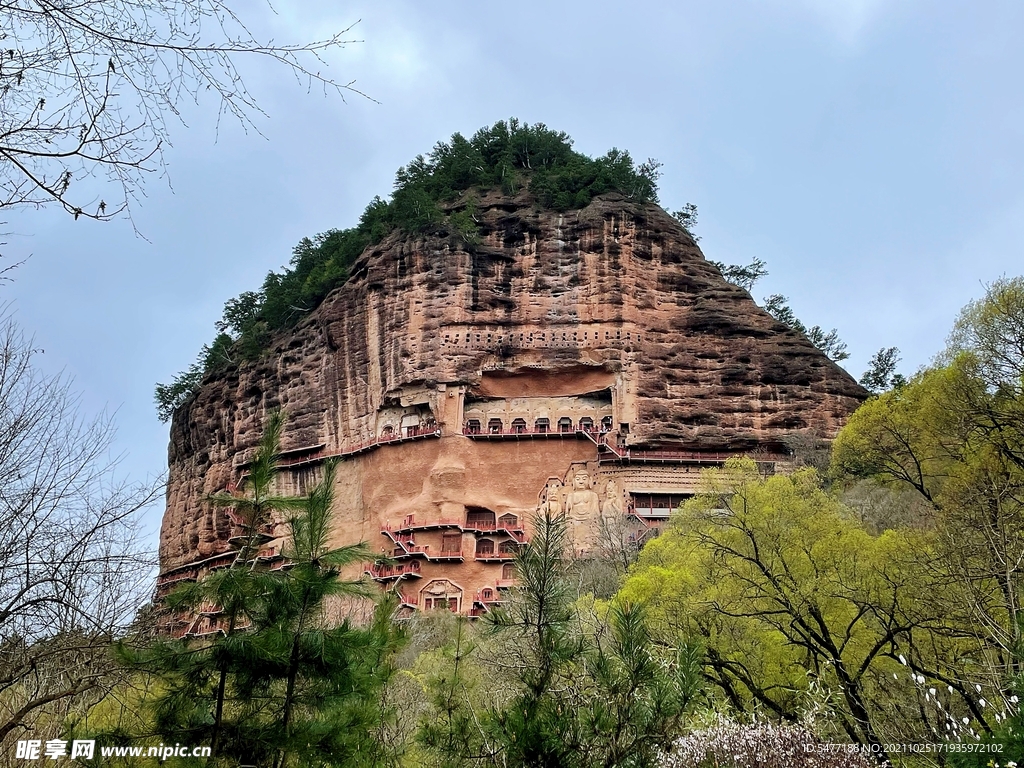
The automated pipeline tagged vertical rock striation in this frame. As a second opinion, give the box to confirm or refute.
[159,190,865,619]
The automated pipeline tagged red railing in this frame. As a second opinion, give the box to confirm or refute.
[381,528,432,557]
[390,515,526,536]
[463,426,608,439]
[595,433,790,465]
[365,561,422,580]
[155,551,238,595]
[392,543,427,556]
[462,519,525,536]
[427,549,463,561]
[475,552,516,561]
[459,426,778,464]
[383,517,463,534]
[269,426,442,470]
[173,613,253,639]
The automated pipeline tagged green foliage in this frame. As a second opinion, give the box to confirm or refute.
[153,332,235,422]
[482,509,582,767]
[155,119,670,421]
[154,365,202,424]
[859,346,905,393]
[671,204,700,243]
[701,264,851,364]
[414,510,701,768]
[946,275,1024,389]
[762,293,850,362]
[831,370,952,501]
[831,278,1024,756]
[762,293,802,328]
[709,256,767,292]
[946,717,1024,768]
[121,415,404,767]
[620,460,930,754]
[805,326,849,362]
[448,198,481,246]
[207,410,307,560]
[413,617,489,767]
[577,601,703,768]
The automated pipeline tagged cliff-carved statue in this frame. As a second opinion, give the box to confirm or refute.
[601,478,625,517]
[156,162,868,618]
[541,477,564,517]
[564,467,601,552]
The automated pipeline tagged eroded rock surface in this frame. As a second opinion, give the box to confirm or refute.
[159,191,865,618]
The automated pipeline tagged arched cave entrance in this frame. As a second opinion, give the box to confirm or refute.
[476,538,495,556]
[466,507,496,529]
[420,579,463,612]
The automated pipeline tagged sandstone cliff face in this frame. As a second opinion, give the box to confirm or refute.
[160,190,865,606]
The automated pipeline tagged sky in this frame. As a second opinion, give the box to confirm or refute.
[5,0,1024,544]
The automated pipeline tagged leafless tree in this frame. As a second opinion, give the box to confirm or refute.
[0,311,159,749]
[1,0,366,222]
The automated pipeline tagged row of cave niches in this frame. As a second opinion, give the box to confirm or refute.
[464,415,613,435]
[161,494,688,633]
[374,509,526,565]
[367,496,687,619]
[369,508,523,617]
[440,328,643,349]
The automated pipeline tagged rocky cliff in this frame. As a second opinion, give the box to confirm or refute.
[159,189,865,612]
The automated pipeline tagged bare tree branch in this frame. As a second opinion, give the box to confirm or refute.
[0,0,370,222]
[0,309,160,751]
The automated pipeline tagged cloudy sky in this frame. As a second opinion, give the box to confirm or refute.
[6,0,1024,542]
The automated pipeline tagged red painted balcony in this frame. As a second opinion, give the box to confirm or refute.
[475,589,504,605]
[384,516,462,534]
[475,551,516,562]
[462,519,526,537]
[425,548,463,562]
[462,425,610,440]
[365,560,422,581]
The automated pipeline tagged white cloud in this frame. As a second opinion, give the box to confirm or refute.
[266,1,469,94]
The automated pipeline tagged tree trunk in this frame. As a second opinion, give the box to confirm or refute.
[210,610,238,757]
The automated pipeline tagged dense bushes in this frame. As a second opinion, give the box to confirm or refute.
[155,119,664,421]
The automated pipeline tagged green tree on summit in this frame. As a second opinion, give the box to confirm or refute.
[156,119,676,420]
[763,293,850,362]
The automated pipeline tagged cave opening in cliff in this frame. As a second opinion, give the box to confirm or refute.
[631,493,692,518]
[476,539,494,556]
[466,507,496,528]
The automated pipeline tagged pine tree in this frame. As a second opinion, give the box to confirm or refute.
[246,458,403,768]
[416,509,701,768]
[485,508,582,768]
[130,410,305,758]
[122,416,405,767]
